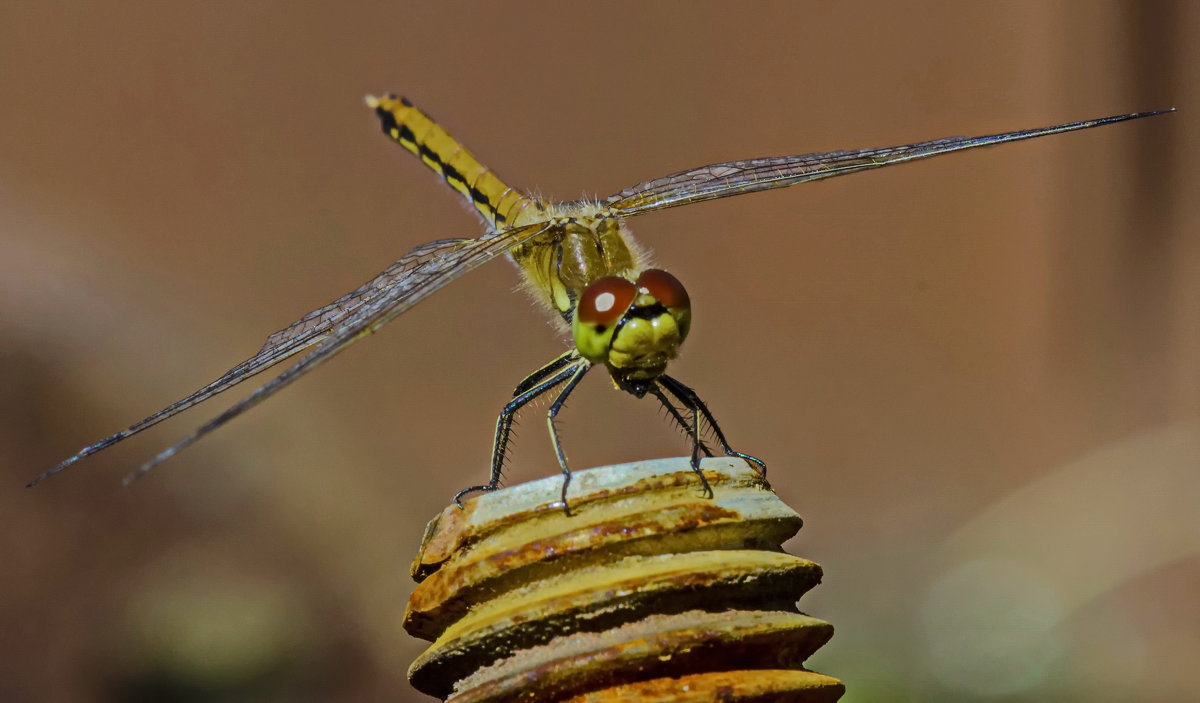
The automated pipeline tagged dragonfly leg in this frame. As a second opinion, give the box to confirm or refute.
[513,349,577,396]
[453,353,585,508]
[546,362,592,515]
[658,374,768,487]
[652,386,715,494]
[649,386,715,460]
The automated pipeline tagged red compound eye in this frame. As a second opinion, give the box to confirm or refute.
[577,276,637,327]
[636,269,690,310]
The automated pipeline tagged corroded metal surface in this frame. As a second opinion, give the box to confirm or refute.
[561,670,846,703]
[405,457,843,701]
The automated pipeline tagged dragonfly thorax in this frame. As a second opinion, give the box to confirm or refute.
[508,211,645,321]
[573,269,692,384]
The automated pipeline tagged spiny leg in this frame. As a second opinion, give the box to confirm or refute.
[649,385,715,459]
[658,374,768,485]
[649,380,713,498]
[513,349,577,396]
[494,351,580,475]
[453,355,584,508]
[546,363,592,515]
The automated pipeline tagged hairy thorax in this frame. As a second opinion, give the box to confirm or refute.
[507,204,647,322]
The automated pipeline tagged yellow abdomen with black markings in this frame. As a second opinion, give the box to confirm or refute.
[367,94,543,230]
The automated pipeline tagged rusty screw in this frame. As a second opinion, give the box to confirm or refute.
[405,457,843,702]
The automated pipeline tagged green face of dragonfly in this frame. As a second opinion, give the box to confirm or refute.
[572,269,692,381]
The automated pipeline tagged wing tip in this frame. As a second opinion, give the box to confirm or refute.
[1130,107,1175,118]
[1101,107,1176,124]
[122,444,178,486]
[28,430,134,487]
[26,454,81,487]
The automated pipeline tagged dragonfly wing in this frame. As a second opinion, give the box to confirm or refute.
[260,237,472,350]
[118,221,551,482]
[28,232,526,486]
[606,110,1173,218]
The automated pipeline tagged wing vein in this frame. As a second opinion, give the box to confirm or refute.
[606,110,1173,217]
[28,225,548,486]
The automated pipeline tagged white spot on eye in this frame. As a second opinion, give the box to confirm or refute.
[638,286,650,295]
[594,292,617,313]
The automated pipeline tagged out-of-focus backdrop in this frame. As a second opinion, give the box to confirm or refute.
[2,3,1195,702]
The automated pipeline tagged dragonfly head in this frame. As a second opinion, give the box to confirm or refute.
[572,269,692,384]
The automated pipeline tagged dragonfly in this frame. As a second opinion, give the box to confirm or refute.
[29,95,1172,510]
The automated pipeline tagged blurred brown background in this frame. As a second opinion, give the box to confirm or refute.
[1,2,1196,702]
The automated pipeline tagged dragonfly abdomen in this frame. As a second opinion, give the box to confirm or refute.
[367,94,542,230]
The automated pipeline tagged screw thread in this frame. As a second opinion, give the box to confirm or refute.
[405,457,843,702]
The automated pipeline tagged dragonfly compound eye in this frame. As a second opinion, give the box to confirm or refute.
[637,269,692,342]
[573,276,637,363]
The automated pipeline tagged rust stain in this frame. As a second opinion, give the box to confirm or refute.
[446,611,834,702]
[558,670,845,702]
[408,502,742,620]
[404,460,839,700]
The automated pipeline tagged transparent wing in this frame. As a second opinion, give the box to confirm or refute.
[29,225,548,486]
[260,237,471,350]
[607,110,1173,217]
